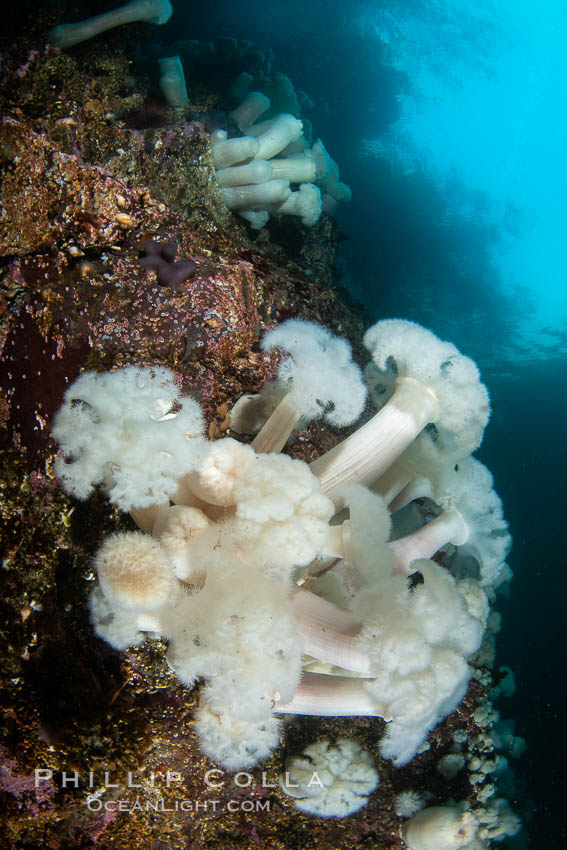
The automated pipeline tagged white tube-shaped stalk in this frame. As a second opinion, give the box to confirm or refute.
[371,460,415,507]
[250,392,303,454]
[276,672,384,717]
[211,133,260,169]
[158,56,189,108]
[390,508,469,575]
[254,114,303,160]
[310,377,441,500]
[389,475,434,512]
[215,160,272,188]
[49,0,172,49]
[319,525,345,559]
[221,179,291,211]
[292,589,370,674]
[229,92,270,132]
[245,118,274,137]
[268,157,317,183]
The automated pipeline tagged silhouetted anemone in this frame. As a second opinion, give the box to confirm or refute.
[139,239,197,285]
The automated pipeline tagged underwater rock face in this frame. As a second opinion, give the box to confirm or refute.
[0,28,515,850]
[0,37,379,850]
[0,116,165,255]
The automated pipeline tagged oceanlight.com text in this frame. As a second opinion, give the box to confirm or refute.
[85,797,271,813]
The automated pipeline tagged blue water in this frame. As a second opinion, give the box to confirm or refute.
[180,1,567,845]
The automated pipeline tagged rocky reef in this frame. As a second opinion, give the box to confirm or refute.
[0,22,518,850]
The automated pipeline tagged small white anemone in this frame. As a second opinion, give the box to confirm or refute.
[394,790,426,818]
[52,366,206,511]
[234,319,367,454]
[195,696,282,771]
[89,531,179,650]
[279,737,379,817]
[94,531,178,612]
[401,805,478,850]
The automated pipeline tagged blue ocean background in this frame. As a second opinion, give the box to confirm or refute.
[181,1,566,846]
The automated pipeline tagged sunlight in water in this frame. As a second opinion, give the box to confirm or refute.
[366,0,567,351]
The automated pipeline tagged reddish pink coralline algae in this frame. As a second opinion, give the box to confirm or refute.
[0,747,56,814]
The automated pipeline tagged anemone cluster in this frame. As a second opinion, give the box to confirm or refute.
[211,91,351,229]
[52,318,516,838]
[48,1,350,231]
